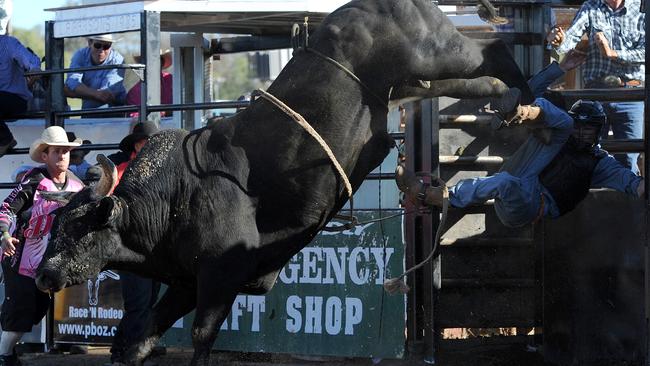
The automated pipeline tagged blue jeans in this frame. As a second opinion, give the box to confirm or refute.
[450,173,547,228]
[449,131,565,227]
[601,101,644,175]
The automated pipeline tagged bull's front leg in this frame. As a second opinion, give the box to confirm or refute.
[190,251,256,366]
[390,76,510,104]
[416,31,533,104]
[123,285,197,366]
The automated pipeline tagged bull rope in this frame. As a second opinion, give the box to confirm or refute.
[252,89,356,225]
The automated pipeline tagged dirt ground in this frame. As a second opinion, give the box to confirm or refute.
[16,343,545,366]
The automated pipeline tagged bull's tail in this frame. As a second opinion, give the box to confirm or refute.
[477,0,508,25]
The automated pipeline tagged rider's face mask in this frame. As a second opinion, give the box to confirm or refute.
[568,100,606,150]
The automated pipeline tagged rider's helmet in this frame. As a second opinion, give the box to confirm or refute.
[568,100,606,149]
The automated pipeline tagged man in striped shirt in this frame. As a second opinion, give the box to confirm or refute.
[548,0,645,175]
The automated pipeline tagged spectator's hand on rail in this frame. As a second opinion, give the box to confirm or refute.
[546,26,564,47]
[94,89,116,104]
[26,69,42,88]
[594,32,618,59]
[559,49,587,72]
[1,234,18,257]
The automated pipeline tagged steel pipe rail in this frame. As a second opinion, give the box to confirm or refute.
[440,237,534,247]
[365,173,396,180]
[53,101,252,118]
[5,112,46,120]
[440,155,505,165]
[24,64,145,77]
[546,88,644,102]
[601,139,644,153]
[2,143,119,156]
[441,278,536,288]
[149,101,249,112]
[439,114,494,124]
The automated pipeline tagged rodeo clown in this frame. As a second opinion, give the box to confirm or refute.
[396,61,644,228]
[0,126,85,366]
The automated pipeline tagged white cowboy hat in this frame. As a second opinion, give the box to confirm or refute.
[29,126,82,163]
[87,34,119,43]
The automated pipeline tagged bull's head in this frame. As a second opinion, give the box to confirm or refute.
[35,155,124,293]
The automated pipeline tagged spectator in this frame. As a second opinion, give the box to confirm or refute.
[69,139,93,181]
[547,0,645,174]
[0,33,41,157]
[126,50,173,118]
[107,120,162,366]
[64,34,126,110]
[0,126,85,366]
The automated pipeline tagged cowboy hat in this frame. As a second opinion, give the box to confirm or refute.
[119,121,160,153]
[29,126,83,163]
[134,49,172,70]
[87,34,119,43]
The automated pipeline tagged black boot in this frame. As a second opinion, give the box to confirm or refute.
[395,164,445,207]
[491,87,522,129]
[0,350,22,366]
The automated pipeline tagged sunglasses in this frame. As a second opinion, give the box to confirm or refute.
[92,42,111,51]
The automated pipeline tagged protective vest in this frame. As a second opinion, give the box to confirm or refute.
[538,138,602,216]
[0,167,84,278]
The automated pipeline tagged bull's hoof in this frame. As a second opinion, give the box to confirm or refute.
[477,5,509,25]
[486,15,509,25]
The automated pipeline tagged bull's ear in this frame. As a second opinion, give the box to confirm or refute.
[39,191,78,205]
[96,196,121,226]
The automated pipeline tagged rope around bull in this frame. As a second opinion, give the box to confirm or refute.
[252,88,356,225]
[253,87,450,295]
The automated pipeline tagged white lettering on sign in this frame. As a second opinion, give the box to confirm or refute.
[220,295,266,332]
[53,13,140,38]
[305,296,323,334]
[68,306,89,319]
[324,296,342,335]
[299,247,322,284]
[67,306,123,320]
[285,296,363,335]
[279,246,394,285]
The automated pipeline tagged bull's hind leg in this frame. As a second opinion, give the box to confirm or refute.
[190,248,257,366]
[123,285,197,366]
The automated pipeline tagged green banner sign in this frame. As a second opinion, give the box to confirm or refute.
[161,210,406,358]
[52,210,406,358]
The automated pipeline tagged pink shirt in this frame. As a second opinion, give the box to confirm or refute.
[17,175,84,278]
[126,72,173,109]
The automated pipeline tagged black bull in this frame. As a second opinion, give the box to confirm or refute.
[36,0,532,364]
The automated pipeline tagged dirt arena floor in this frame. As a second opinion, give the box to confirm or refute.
[16,342,545,366]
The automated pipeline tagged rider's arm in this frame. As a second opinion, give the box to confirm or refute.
[591,154,643,197]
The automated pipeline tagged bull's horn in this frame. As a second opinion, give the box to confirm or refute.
[94,154,118,196]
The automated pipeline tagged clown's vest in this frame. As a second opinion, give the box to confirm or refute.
[539,138,602,216]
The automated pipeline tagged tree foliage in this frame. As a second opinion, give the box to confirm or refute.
[213,53,263,100]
